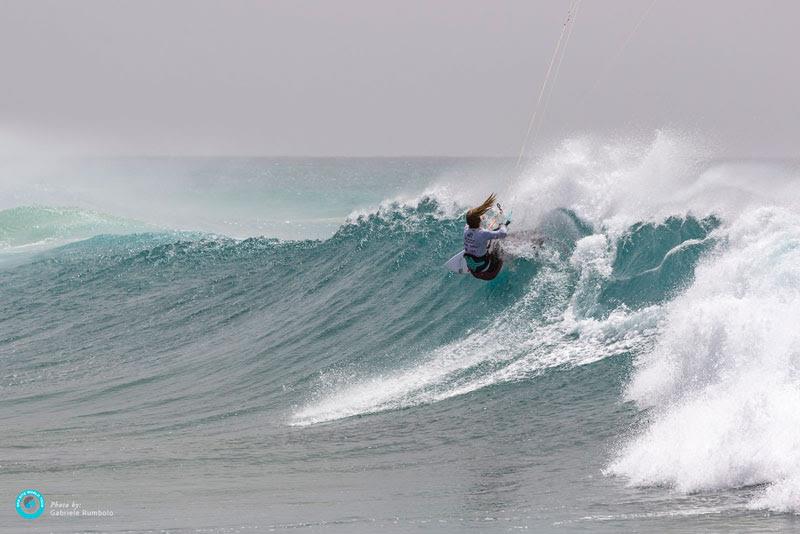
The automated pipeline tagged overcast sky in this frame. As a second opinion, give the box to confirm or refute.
[1,0,798,157]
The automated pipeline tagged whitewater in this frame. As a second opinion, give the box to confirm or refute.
[2,133,799,532]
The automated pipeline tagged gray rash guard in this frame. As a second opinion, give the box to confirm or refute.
[463,225,508,257]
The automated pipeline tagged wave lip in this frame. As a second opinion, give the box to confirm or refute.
[607,206,800,513]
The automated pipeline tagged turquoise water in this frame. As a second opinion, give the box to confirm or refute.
[2,146,800,532]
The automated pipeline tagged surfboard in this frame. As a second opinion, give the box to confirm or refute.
[445,250,470,274]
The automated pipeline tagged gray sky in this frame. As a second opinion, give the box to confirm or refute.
[1,0,798,157]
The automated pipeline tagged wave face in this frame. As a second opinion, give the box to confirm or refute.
[290,208,719,426]
[2,141,799,529]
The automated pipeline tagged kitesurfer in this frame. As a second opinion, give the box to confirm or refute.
[463,193,509,280]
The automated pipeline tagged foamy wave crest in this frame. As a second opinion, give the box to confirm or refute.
[487,132,800,238]
[344,192,459,228]
[607,206,800,513]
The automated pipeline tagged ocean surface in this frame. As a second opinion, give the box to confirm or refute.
[2,135,800,532]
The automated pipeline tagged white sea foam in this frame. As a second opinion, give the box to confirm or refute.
[607,207,800,513]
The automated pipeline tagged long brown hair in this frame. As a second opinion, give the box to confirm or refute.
[466,193,496,228]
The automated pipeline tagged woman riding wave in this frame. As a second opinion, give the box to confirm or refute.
[463,193,509,280]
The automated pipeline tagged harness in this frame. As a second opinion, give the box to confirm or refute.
[464,253,491,273]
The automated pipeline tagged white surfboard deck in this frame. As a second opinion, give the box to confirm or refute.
[445,250,470,274]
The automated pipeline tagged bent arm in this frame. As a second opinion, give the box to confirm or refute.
[481,226,508,240]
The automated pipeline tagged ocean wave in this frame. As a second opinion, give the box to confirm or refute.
[4,199,712,408]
